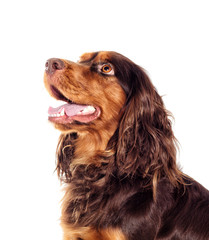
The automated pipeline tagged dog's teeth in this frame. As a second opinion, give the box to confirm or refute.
[77,106,95,115]
[49,106,95,118]
[88,106,95,112]
[82,106,95,114]
[49,110,65,118]
[60,108,65,116]
[49,113,61,117]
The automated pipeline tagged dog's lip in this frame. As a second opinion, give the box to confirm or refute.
[48,104,101,124]
[50,85,72,103]
[48,85,101,124]
[48,104,97,118]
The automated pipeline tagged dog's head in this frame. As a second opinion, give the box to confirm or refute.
[44,51,128,134]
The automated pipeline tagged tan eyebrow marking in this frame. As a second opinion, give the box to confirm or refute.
[79,52,99,63]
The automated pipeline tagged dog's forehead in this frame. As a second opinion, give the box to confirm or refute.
[79,51,111,63]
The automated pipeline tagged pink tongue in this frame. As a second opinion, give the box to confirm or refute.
[48,103,93,117]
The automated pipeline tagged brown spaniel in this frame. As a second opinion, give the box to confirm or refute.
[44,51,209,240]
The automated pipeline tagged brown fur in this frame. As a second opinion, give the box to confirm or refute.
[44,51,209,240]
[62,224,126,240]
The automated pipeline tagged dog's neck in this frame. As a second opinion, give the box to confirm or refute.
[71,128,116,166]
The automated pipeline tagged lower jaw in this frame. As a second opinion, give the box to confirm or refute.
[48,115,73,124]
[48,107,101,125]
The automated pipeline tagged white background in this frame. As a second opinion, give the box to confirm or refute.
[0,0,209,239]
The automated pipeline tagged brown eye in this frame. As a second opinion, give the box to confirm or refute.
[101,64,114,74]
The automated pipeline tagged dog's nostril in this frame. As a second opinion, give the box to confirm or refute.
[45,61,49,71]
[52,59,65,70]
[45,58,65,74]
[52,61,60,70]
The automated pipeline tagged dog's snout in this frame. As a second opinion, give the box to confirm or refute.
[45,58,65,74]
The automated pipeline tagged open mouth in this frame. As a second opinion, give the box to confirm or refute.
[48,85,101,124]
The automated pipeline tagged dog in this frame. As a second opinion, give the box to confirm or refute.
[44,51,209,240]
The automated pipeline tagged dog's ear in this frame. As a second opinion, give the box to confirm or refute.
[115,64,182,190]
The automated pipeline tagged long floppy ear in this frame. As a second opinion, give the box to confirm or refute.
[115,64,182,189]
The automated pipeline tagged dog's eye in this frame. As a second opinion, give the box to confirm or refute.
[102,65,111,73]
[100,64,114,75]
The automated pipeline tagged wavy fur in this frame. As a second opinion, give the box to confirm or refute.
[44,51,209,240]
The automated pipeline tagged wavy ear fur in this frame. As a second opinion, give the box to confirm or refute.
[56,132,78,181]
[112,58,183,192]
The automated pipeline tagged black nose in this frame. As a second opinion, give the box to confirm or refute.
[45,58,65,75]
